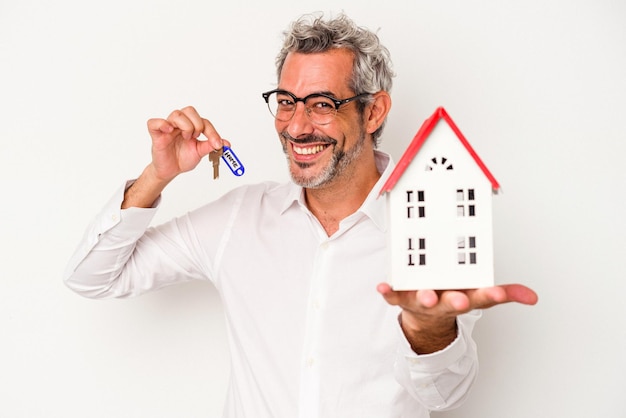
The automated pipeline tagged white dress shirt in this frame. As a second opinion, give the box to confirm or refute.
[64,151,480,418]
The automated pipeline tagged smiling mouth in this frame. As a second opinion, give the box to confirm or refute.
[292,143,330,156]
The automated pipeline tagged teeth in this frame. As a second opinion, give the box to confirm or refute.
[293,144,327,155]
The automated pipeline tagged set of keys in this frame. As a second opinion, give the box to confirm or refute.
[209,145,245,179]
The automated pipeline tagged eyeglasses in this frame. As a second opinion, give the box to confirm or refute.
[262,89,370,125]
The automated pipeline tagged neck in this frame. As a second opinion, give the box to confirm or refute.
[304,153,380,236]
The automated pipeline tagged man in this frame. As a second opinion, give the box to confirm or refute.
[64,13,537,418]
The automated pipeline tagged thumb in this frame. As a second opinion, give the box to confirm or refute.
[377,282,403,306]
[198,138,233,159]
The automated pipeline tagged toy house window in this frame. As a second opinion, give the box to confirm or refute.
[408,237,426,266]
[426,156,453,171]
[457,236,477,265]
[456,188,476,217]
[406,190,426,218]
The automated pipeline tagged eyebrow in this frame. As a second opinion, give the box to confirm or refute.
[277,88,340,99]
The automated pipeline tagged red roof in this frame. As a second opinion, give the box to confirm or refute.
[379,106,500,196]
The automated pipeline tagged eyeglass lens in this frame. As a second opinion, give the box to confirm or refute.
[265,91,337,125]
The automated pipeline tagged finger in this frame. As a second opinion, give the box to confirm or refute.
[147,118,174,135]
[199,117,229,152]
[180,106,206,140]
[467,287,507,309]
[468,284,538,309]
[501,284,539,305]
[192,122,229,160]
[377,283,423,310]
[167,109,197,140]
[416,289,439,309]
[377,284,442,312]
[194,136,230,160]
[376,282,403,306]
[438,290,471,313]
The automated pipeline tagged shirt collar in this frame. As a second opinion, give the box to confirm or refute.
[361,150,393,231]
[280,150,394,232]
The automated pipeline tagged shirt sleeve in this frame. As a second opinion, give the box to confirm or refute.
[393,310,481,412]
[62,181,206,299]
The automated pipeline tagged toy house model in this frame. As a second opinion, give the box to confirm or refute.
[379,107,500,290]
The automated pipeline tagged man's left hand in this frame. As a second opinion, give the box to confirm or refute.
[377,283,538,354]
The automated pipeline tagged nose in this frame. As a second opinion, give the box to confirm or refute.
[283,102,314,139]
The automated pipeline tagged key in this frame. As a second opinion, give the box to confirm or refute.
[209,147,223,180]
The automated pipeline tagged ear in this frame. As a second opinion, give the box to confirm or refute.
[365,91,392,135]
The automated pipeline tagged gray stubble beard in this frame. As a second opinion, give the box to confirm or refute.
[281,129,366,189]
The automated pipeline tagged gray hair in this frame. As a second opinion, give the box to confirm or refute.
[275,13,395,145]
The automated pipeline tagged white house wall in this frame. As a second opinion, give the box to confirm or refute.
[388,121,495,290]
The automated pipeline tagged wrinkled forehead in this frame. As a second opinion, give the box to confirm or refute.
[279,49,355,97]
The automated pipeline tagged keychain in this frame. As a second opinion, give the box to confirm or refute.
[209,145,245,179]
[221,145,245,176]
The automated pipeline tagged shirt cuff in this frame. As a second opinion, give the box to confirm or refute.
[393,310,481,410]
[94,180,159,236]
[63,180,160,280]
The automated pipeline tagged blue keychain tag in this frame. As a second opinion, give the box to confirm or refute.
[221,145,245,176]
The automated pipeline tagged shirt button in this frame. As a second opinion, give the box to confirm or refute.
[307,357,315,368]
[111,214,119,222]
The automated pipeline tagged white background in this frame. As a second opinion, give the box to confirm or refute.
[1,0,624,417]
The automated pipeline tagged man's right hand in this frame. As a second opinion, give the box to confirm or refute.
[122,106,226,209]
[148,106,225,183]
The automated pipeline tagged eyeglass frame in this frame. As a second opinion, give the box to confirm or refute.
[261,89,371,124]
